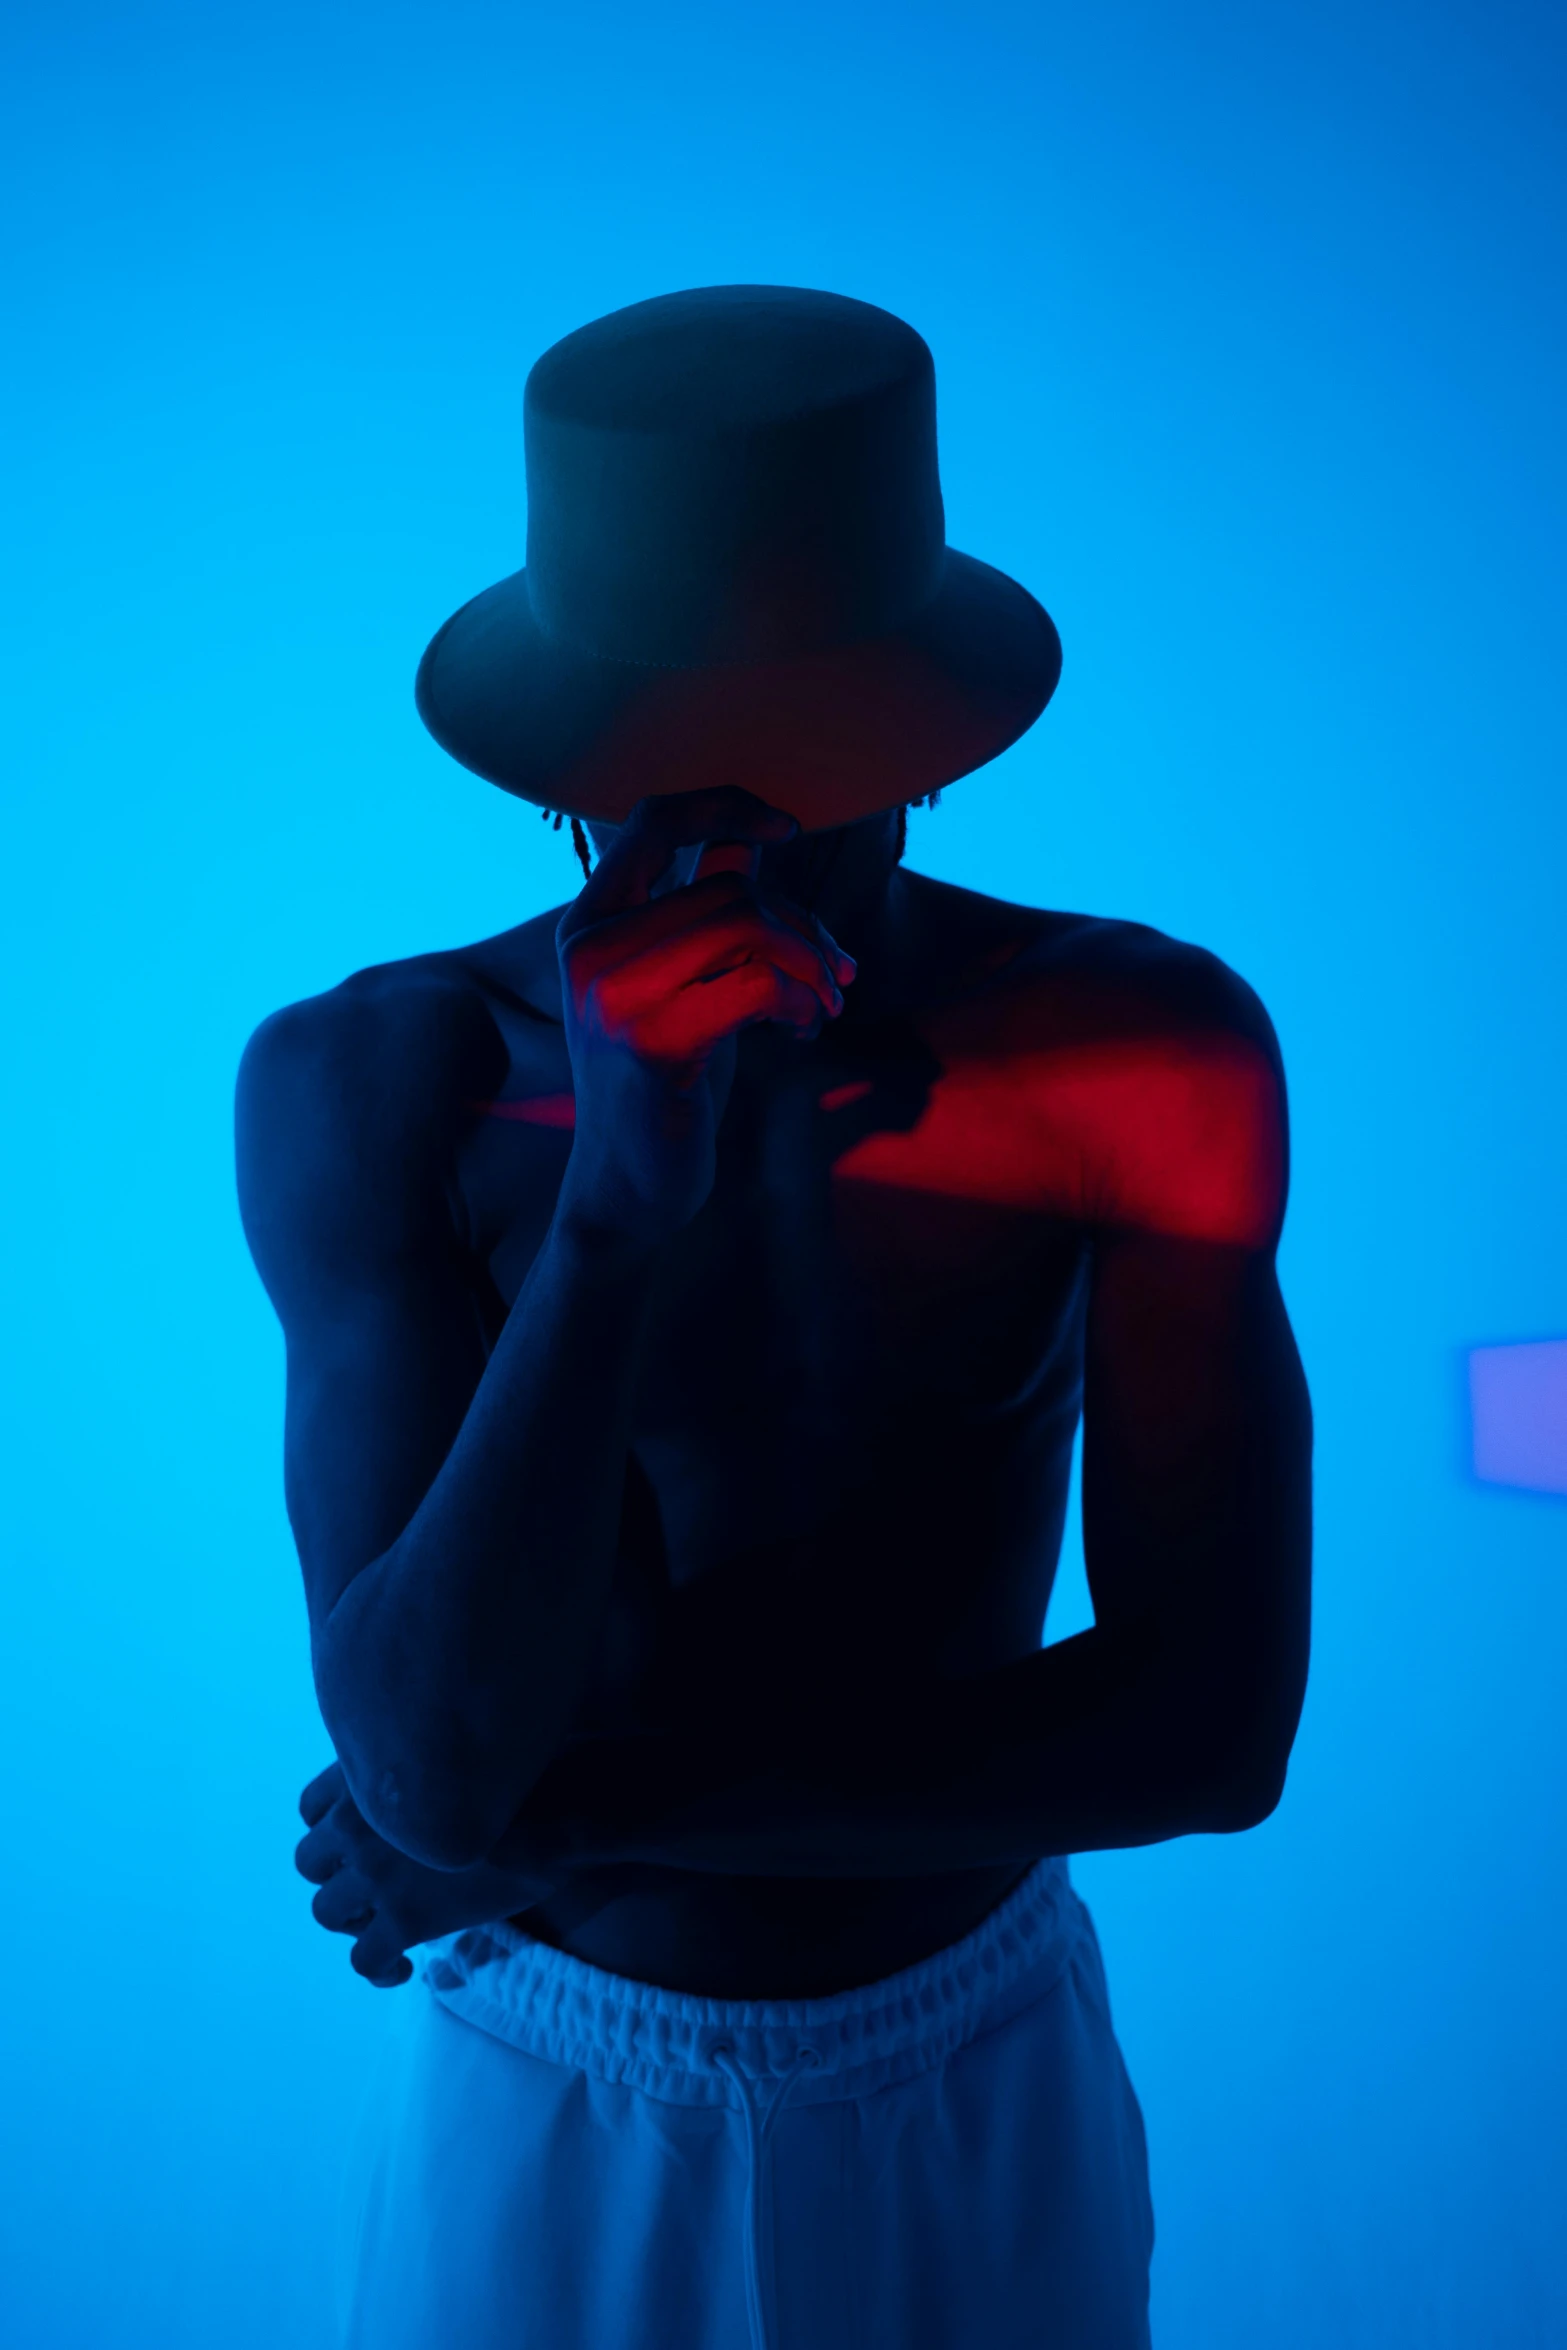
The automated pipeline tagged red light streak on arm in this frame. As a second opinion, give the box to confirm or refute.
[466,1094,577,1128]
[818,1079,874,1114]
[833,1033,1283,1247]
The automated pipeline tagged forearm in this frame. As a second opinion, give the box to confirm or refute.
[316,1212,662,1866]
[511,1620,1279,1881]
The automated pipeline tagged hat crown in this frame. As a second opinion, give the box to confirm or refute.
[522,286,947,667]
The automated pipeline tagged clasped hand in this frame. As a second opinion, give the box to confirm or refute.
[295,790,856,1983]
[294,1761,564,1987]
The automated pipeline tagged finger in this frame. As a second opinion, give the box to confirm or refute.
[298,1761,346,1827]
[563,870,756,976]
[633,966,830,1062]
[294,1823,346,1885]
[568,899,840,1024]
[571,875,856,1003]
[763,898,858,989]
[593,910,843,1027]
[312,1872,377,1934]
[559,791,797,937]
[351,1928,415,1990]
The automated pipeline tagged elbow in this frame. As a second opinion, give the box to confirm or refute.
[313,1647,521,1872]
[1192,1730,1294,1835]
[343,1711,530,1869]
[1179,1653,1304,1836]
[346,1756,504,1873]
[1199,1762,1287,1835]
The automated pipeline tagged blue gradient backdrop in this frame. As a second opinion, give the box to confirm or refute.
[3,3,1564,2343]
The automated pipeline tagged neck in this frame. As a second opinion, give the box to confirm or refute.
[764,807,900,921]
[763,810,911,1017]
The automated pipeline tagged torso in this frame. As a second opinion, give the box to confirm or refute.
[346,868,1266,1994]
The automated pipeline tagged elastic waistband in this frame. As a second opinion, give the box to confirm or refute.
[422,1855,1083,2108]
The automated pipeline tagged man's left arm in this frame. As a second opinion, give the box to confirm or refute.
[515,1254,1310,1878]
[510,991,1312,1878]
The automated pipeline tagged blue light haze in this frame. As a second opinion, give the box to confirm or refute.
[2,3,1563,2344]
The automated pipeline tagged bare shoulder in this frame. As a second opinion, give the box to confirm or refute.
[234,951,508,1318]
[895,873,1288,1247]
[900,869,1280,1058]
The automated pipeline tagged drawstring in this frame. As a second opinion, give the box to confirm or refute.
[709,2040,822,2350]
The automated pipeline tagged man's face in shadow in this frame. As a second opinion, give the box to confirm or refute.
[585,806,904,933]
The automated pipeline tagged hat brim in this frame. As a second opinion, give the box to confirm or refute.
[414,549,1060,832]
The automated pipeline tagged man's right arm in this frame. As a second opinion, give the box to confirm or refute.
[235,974,666,1871]
[236,789,851,1874]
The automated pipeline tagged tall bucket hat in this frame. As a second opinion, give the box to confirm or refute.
[415,285,1061,832]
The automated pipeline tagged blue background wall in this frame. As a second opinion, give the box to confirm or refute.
[3,2,1563,2342]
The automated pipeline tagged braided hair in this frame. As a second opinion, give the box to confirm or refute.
[540,807,595,880]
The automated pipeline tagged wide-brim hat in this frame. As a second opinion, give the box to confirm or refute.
[416,286,1061,832]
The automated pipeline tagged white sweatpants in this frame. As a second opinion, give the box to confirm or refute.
[339,1858,1154,2350]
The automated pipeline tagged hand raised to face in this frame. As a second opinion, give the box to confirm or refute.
[554,789,856,1249]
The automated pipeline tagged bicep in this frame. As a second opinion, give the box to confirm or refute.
[280,1267,490,1628]
[1081,1231,1312,1790]
[235,990,493,1631]
[1076,976,1306,1641]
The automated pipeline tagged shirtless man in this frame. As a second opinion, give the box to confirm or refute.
[236,289,1311,2350]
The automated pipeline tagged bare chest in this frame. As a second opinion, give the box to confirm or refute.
[455,1019,1089,1587]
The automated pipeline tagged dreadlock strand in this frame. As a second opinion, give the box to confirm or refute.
[570,816,593,881]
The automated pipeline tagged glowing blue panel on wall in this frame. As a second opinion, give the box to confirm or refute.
[1469,1340,1567,1495]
